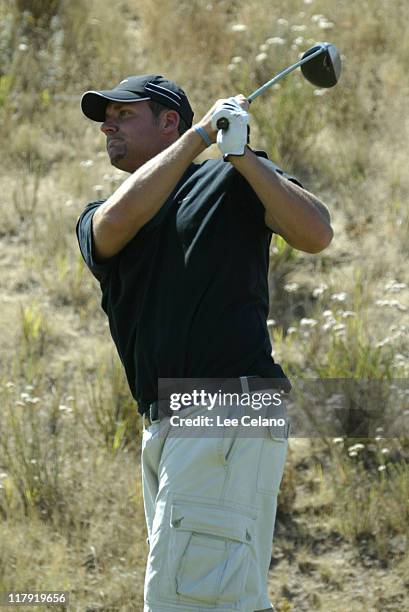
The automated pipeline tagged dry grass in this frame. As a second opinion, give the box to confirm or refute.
[0,0,408,609]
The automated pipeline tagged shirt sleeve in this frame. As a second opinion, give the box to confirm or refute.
[75,201,119,284]
[260,158,304,189]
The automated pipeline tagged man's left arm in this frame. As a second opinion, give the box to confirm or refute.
[229,148,333,253]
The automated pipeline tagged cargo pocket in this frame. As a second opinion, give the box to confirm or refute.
[169,498,256,606]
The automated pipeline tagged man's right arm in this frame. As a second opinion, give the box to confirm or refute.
[92,129,207,261]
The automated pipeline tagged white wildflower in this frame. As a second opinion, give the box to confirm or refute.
[381,448,389,454]
[323,310,333,317]
[256,52,268,63]
[231,24,247,32]
[311,14,325,23]
[291,25,307,32]
[18,43,28,51]
[348,451,358,457]
[385,280,407,293]
[287,326,297,335]
[300,318,317,327]
[277,18,288,26]
[293,36,305,46]
[314,89,326,96]
[231,56,243,64]
[267,319,276,327]
[378,465,386,472]
[312,283,328,298]
[266,37,285,45]
[375,299,407,311]
[259,43,268,52]
[332,437,344,444]
[348,443,365,452]
[80,159,94,168]
[284,282,299,292]
[376,337,391,348]
[391,300,406,311]
[331,292,347,302]
[318,19,334,30]
[341,310,356,318]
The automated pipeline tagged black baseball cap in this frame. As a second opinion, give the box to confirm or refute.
[81,74,194,127]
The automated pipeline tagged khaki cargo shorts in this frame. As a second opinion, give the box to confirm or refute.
[141,398,288,611]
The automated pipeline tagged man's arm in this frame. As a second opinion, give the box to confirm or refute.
[209,95,333,253]
[92,130,207,260]
[229,148,333,253]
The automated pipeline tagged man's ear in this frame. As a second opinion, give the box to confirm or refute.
[161,109,180,134]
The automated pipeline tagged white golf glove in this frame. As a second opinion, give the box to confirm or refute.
[211,97,249,157]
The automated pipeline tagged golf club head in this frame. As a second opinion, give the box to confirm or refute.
[300,42,341,88]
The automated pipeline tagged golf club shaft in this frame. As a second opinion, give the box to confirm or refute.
[216,46,325,130]
[248,46,324,101]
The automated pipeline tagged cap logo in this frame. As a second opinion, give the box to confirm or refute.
[120,79,129,84]
[145,82,181,107]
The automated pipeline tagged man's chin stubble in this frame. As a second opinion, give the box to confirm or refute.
[107,141,127,167]
[110,152,125,166]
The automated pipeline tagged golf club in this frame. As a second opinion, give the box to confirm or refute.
[216,42,341,130]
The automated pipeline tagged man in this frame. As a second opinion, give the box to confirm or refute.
[77,74,333,611]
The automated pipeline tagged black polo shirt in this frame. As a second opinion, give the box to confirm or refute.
[76,153,302,415]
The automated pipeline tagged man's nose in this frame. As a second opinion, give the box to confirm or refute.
[100,119,119,135]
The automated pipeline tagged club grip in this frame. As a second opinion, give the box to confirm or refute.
[216,117,229,130]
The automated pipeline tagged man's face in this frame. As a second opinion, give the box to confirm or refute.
[100,100,165,173]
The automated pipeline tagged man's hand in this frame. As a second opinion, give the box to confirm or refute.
[211,96,249,156]
[194,95,250,156]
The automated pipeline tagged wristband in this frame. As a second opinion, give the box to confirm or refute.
[193,125,212,147]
